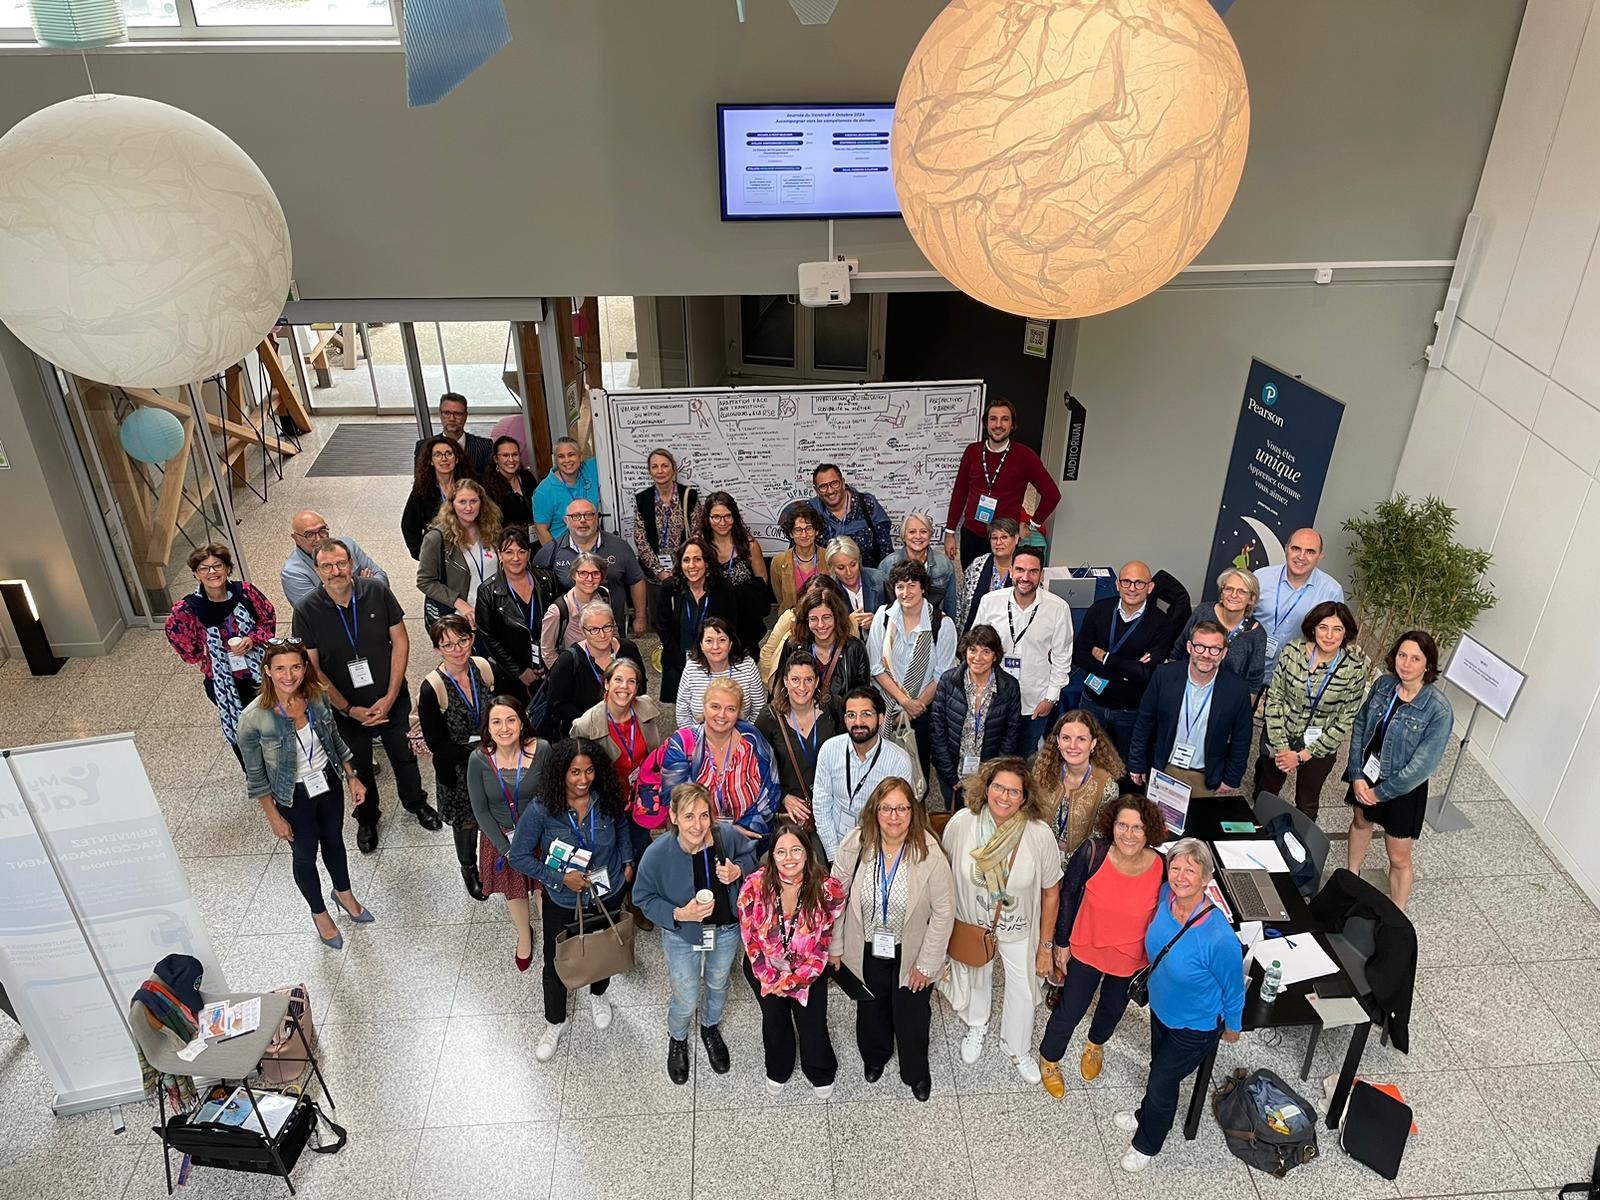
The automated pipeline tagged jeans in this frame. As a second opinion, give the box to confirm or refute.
[275,770,351,916]
[663,924,741,1039]
[743,959,836,1087]
[1082,698,1138,763]
[1039,956,1134,1062]
[337,707,426,827]
[1133,1013,1223,1156]
[1017,711,1055,757]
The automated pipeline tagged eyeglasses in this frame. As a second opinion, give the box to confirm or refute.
[989,785,1024,799]
[709,512,734,522]
[194,563,229,575]
[1117,578,1152,590]
[567,511,597,521]
[583,623,616,634]
[1219,585,1251,597]
[294,526,329,540]
[1113,821,1145,834]
[806,613,833,626]
[879,805,912,816]
[1191,642,1226,657]
[772,846,808,859]
[264,636,303,649]
[437,640,473,653]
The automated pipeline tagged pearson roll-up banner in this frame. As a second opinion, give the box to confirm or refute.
[1203,359,1344,598]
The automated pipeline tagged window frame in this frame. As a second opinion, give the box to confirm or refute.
[0,0,398,45]
[724,293,886,383]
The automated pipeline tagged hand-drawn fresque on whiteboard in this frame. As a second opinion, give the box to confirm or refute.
[598,383,983,552]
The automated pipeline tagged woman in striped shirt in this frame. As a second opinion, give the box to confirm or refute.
[659,677,782,841]
[675,616,768,727]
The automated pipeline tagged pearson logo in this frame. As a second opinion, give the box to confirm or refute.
[1262,382,1279,406]
[1248,391,1285,427]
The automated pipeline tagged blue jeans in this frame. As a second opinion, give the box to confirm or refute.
[663,924,741,1039]
[1081,698,1138,763]
[1038,956,1134,1062]
[1133,1013,1223,1156]
[1017,711,1055,757]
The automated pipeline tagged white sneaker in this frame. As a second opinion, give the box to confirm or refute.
[765,1077,785,1097]
[1113,1110,1140,1133]
[812,1083,834,1100]
[1120,1147,1154,1174]
[591,992,613,1030]
[535,1022,564,1062]
[1011,1054,1042,1084]
[960,1025,985,1064]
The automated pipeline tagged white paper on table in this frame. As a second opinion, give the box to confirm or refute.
[1237,920,1263,950]
[1250,937,1338,986]
[1215,841,1291,873]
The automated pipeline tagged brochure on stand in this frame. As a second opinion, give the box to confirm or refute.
[197,997,262,1040]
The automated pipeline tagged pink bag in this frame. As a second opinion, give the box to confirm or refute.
[259,982,317,1087]
[632,727,694,830]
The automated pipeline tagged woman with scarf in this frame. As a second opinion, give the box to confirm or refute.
[955,518,1020,635]
[164,542,276,770]
[941,756,1063,1085]
[467,695,550,971]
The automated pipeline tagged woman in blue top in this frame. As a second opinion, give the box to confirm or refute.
[1344,630,1453,912]
[879,510,959,623]
[509,736,635,1062]
[1115,839,1243,1175]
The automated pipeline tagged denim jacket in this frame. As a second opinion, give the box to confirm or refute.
[1344,674,1453,801]
[237,696,354,806]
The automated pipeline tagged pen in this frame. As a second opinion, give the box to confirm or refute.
[1245,851,1269,871]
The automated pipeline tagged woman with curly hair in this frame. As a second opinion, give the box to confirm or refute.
[402,435,475,560]
[696,490,773,654]
[1032,709,1127,868]
[941,756,1063,1084]
[770,505,825,616]
[1037,793,1166,1097]
[417,478,503,631]
[509,736,635,1062]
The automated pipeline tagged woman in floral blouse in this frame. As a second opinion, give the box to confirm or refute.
[738,822,847,1097]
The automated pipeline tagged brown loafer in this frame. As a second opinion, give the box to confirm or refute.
[1040,1057,1066,1099]
[1081,1041,1104,1082]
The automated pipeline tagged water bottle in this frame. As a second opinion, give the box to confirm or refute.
[1259,959,1283,1003]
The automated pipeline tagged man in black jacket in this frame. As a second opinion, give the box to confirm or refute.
[413,392,493,475]
[1072,560,1173,760]
[1127,620,1253,796]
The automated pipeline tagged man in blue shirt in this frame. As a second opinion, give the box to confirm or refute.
[1128,621,1252,797]
[280,509,388,611]
[802,463,894,567]
[532,437,601,544]
[1252,527,1345,682]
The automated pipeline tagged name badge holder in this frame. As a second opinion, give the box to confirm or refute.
[1302,725,1323,746]
[347,658,375,689]
[227,652,252,673]
[1362,754,1382,784]
[700,924,717,953]
[302,768,330,797]
[1265,636,1280,657]
[871,930,896,959]
[657,553,673,574]
[1003,655,1022,672]
[588,867,611,896]
[1084,674,1108,695]
[1169,742,1196,770]
[960,754,980,777]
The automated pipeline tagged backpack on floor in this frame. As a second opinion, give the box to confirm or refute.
[1212,1067,1319,1178]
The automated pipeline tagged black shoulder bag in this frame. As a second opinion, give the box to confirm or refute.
[1128,903,1212,1008]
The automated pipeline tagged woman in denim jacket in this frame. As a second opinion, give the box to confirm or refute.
[1344,630,1453,911]
[237,639,372,949]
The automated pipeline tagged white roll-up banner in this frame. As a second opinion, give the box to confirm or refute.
[0,734,227,1114]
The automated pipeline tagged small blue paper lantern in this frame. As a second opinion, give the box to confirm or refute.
[118,408,186,464]
[28,0,126,49]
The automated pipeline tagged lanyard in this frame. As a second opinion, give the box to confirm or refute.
[1107,608,1143,655]
[878,845,906,925]
[279,706,319,767]
[1180,679,1214,744]
[704,736,736,814]
[1375,690,1402,740]
[566,804,597,851]
[682,591,710,632]
[1006,598,1040,649]
[1055,763,1094,839]
[701,846,717,899]
[491,748,525,869]
[467,541,491,586]
[510,575,538,634]
[777,902,800,954]
[844,742,884,802]
[787,710,820,768]
[444,668,482,725]
[335,596,359,650]
[971,678,993,741]
[1306,648,1343,714]
[581,647,607,686]
[980,444,1010,491]
[814,642,839,691]
[1271,573,1311,636]
[607,712,643,763]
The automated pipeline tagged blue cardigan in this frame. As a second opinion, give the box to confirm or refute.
[508,792,633,910]
[632,824,760,948]
[1145,884,1245,1033]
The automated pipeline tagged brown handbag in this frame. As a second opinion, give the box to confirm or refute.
[946,839,1020,967]
[554,887,636,990]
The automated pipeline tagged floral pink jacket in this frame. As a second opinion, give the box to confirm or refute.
[163,581,276,679]
[737,867,846,1003]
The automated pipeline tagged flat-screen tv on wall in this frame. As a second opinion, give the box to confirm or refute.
[717,103,900,220]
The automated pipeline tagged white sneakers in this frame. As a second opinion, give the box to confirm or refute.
[1113,1110,1140,1132]
[591,992,613,1030]
[765,1078,784,1098]
[959,1025,986,1064]
[812,1083,834,1100]
[1011,1054,1042,1084]
[535,1022,563,1062]
[1112,1112,1152,1174]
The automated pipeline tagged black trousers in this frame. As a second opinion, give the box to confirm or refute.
[743,959,836,1087]
[1254,734,1339,820]
[275,770,351,916]
[958,526,989,572]
[856,942,933,1089]
[540,886,624,1026]
[336,708,426,828]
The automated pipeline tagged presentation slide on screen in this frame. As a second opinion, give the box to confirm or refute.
[720,105,900,218]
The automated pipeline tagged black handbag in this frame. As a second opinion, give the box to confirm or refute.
[161,1096,346,1178]
[1128,903,1212,1008]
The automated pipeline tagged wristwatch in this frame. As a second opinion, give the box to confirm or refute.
[1040,940,1055,950]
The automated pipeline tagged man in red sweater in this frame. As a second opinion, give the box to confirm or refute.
[943,397,1062,568]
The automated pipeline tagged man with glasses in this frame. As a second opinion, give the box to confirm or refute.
[1127,620,1253,798]
[1251,527,1345,683]
[280,510,388,611]
[810,687,914,862]
[292,540,443,853]
[1071,560,1173,761]
[532,436,601,544]
[533,499,649,639]
[970,545,1073,754]
[413,392,493,474]
[798,464,894,567]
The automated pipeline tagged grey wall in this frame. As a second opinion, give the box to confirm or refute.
[0,0,1522,300]
[1037,279,1446,594]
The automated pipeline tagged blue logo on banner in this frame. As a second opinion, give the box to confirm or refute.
[1262,383,1279,406]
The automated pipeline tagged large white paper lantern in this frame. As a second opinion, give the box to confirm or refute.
[892,0,1250,319]
[0,95,292,388]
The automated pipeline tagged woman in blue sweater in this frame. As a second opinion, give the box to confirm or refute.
[509,737,635,1063]
[1115,839,1244,1174]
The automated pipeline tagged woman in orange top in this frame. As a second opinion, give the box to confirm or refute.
[1037,794,1167,1098]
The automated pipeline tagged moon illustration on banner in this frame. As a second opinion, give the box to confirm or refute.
[1242,517,1286,566]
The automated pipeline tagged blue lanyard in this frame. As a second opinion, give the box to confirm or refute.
[468,542,491,586]
[878,845,905,924]
[492,750,526,869]
[608,712,643,762]
[443,668,482,725]
[1180,680,1214,743]
[971,679,992,741]
[682,592,710,632]
[1107,608,1143,655]
[1271,573,1310,636]
[567,804,597,851]
[1375,689,1402,739]
[278,706,319,766]
[1306,649,1343,714]
[335,596,359,650]
[787,711,819,767]
[701,846,718,903]
[1055,763,1094,839]
[510,577,538,634]
[581,647,606,686]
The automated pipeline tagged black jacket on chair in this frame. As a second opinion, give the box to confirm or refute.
[927,664,1023,789]
[1127,661,1253,791]
[1308,868,1417,1053]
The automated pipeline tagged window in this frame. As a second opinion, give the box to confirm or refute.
[0,0,396,42]
[726,294,885,382]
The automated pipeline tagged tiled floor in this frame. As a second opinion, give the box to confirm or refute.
[0,414,1594,1198]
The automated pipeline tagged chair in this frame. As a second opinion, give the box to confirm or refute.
[131,990,333,1196]
[1300,872,1415,1075]
[1253,789,1331,897]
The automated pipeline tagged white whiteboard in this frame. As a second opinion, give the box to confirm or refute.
[1443,632,1526,720]
[591,381,984,553]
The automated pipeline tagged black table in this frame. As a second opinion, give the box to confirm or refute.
[1175,795,1373,1137]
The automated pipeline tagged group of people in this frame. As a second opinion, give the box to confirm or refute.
[160,389,1457,1174]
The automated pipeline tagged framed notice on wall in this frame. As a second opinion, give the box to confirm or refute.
[1442,634,1525,721]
